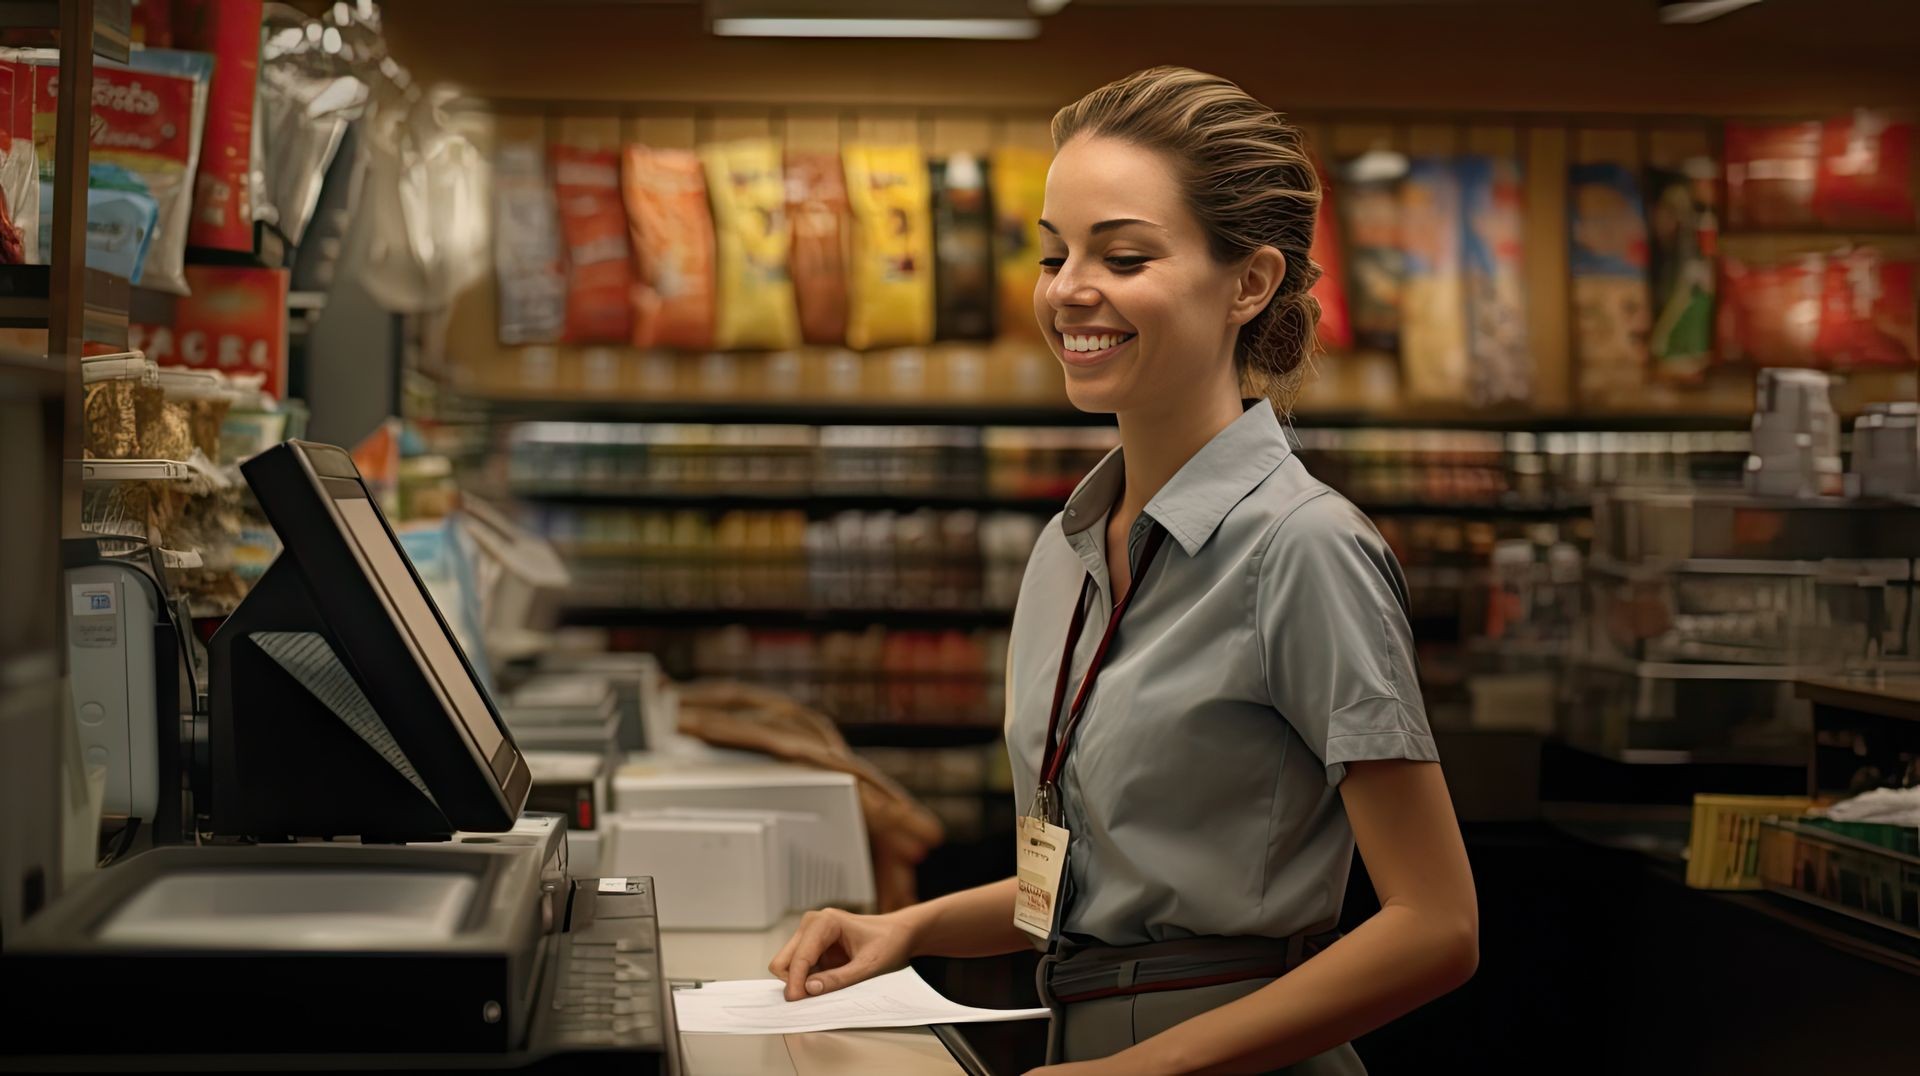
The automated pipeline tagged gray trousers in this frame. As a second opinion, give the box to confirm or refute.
[1035,932,1366,1074]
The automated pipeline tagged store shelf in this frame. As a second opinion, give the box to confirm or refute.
[467,393,1110,427]
[79,459,195,482]
[558,604,1013,631]
[0,264,129,345]
[0,0,131,62]
[511,486,1066,514]
[1350,496,1592,518]
[837,723,1005,749]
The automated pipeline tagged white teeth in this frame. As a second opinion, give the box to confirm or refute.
[1064,333,1130,352]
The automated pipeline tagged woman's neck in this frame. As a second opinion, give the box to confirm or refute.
[1111,387,1247,522]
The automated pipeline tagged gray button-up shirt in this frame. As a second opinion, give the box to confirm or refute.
[1006,399,1439,946]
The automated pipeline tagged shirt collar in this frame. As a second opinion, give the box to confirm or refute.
[1060,399,1297,557]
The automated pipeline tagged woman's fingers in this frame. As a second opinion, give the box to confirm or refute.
[782,913,846,1001]
[800,957,875,997]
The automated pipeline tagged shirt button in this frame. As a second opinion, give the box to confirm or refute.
[1067,509,1077,518]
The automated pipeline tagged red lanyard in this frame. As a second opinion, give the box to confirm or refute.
[1039,523,1169,789]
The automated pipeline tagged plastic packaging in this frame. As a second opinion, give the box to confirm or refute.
[786,150,848,346]
[1568,161,1652,397]
[31,49,210,293]
[1718,254,1821,367]
[1816,247,1916,368]
[1645,159,1717,381]
[492,139,565,345]
[988,147,1048,341]
[1458,156,1528,406]
[349,89,488,314]
[1338,152,1407,354]
[84,164,160,282]
[930,153,994,341]
[257,16,367,247]
[170,0,263,250]
[842,144,935,350]
[1813,112,1915,231]
[621,144,714,350]
[0,51,36,263]
[702,138,798,350]
[1399,158,1468,403]
[1726,121,1819,231]
[1307,160,1351,353]
[547,143,632,344]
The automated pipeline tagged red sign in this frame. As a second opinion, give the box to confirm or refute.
[130,265,290,399]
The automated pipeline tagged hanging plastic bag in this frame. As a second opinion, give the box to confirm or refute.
[349,87,489,314]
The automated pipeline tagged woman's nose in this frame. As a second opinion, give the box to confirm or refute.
[1046,260,1100,309]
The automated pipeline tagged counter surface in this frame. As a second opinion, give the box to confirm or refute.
[662,915,968,1076]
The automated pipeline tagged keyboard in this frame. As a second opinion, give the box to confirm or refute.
[534,876,679,1071]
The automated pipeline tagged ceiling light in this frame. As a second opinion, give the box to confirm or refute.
[711,16,1041,38]
[1658,0,1764,24]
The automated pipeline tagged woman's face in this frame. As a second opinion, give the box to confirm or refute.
[1034,135,1253,415]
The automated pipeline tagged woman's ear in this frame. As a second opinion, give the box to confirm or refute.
[1228,246,1287,328]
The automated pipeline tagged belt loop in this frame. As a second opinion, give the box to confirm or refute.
[1285,932,1305,971]
[1118,959,1139,988]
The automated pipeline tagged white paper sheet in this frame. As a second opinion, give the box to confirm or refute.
[672,967,1050,1035]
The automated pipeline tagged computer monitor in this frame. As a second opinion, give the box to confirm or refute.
[208,441,529,840]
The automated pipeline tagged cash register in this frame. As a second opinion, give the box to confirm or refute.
[1,441,681,1073]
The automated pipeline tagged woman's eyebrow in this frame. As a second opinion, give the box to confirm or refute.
[1037,217,1164,236]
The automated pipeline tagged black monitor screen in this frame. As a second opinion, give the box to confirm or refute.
[228,440,527,832]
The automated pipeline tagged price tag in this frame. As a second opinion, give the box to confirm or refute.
[826,349,862,397]
[766,350,802,396]
[583,348,620,393]
[946,347,986,398]
[598,877,631,894]
[888,349,928,396]
[640,352,676,394]
[519,346,558,390]
[700,352,739,395]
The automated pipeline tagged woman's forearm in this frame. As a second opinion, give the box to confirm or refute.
[897,876,1032,959]
[1124,902,1478,1074]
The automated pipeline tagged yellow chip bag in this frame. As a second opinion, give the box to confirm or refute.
[702,139,800,350]
[842,144,935,350]
[991,147,1051,340]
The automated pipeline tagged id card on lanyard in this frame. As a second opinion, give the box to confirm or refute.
[1013,523,1169,942]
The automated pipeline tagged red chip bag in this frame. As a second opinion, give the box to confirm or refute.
[1719,254,1822,367]
[621,145,714,351]
[1814,112,1915,232]
[1725,121,1819,231]
[551,145,633,345]
[1816,247,1917,369]
[1308,162,1352,352]
[786,151,849,346]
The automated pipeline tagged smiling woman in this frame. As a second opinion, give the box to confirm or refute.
[768,68,1476,1076]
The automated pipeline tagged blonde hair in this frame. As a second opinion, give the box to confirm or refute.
[1051,66,1321,412]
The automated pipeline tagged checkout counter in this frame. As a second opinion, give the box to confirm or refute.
[0,440,985,1074]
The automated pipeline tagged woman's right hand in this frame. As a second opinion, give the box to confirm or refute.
[768,907,917,1001]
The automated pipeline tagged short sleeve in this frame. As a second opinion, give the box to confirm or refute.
[1255,492,1439,786]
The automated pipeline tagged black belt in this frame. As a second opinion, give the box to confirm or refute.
[1039,927,1341,1007]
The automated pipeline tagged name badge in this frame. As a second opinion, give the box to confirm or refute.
[1014,816,1069,941]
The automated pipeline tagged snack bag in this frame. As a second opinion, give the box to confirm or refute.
[1338,152,1407,354]
[1813,112,1915,231]
[1719,254,1821,367]
[622,144,715,350]
[1569,162,1652,397]
[32,50,209,293]
[1307,160,1352,353]
[551,144,633,344]
[0,54,32,264]
[1645,159,1717,381]
[168,0,262,251]
[842,144,935,350]
[492,139,565,345]
[1399,158,1468,403]
[1726,121,1819,230]
[701,138,798,351]
[1816,246,1917,368]
[931,152,994,341]
[786,150,848,345]
[1458,156,1528,405]
[989,146,1048,340]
